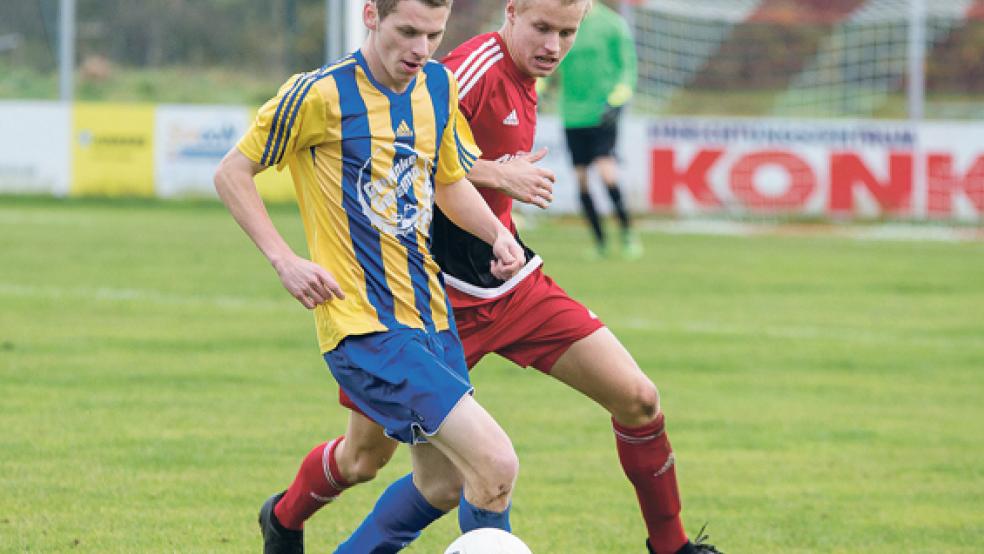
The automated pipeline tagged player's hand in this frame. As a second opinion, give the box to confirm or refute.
[497,148,555,209]
[489,231,526,281]
[599,104,622,128]
[272,253,345,309]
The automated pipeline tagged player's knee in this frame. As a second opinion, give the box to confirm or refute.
[470,451,518,510]
[613,379,660,427]
[345,447,394,484]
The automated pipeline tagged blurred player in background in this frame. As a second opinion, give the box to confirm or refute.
[212,0,530,552]
[556,0,641,260]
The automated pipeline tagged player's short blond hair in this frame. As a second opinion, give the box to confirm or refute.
[373,0,454,20]
[514,0,593,12]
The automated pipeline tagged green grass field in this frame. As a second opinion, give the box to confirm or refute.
[1,196,982,553]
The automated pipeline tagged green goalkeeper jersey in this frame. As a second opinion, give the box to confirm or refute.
[556,2,638,128]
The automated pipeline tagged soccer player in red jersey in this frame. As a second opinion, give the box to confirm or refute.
[266,1,722,553]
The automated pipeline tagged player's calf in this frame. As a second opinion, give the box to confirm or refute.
[335,436,397,485]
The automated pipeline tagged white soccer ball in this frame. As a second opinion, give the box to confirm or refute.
[443,528,533,554]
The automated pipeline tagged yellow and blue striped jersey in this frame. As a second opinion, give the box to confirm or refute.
[237,51,481,352]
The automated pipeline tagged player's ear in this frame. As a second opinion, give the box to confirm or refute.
[504,0,517,24]
[364,0,379,31]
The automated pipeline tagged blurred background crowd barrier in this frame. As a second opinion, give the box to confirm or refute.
[1,0,982,221]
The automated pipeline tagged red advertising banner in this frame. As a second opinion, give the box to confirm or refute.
[649,118,983,222]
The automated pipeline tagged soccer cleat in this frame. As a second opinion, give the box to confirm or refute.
[259,491,304,554]
[583,243,610,261]
[648,524,723,554]
[621,233,644,260]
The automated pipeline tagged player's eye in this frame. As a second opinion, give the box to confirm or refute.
[428,31,443,40]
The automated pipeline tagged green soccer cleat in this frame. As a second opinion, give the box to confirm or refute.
[583,243,610,261]
[621,233,644,260]
[259,491,304,554]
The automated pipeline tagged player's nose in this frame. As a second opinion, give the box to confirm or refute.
[409,35,429,58]
[543,32,561,54]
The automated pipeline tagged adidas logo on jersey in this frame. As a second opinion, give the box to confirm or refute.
[502,109,519,126]
[396,120,413,138]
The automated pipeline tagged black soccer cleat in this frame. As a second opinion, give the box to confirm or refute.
[258,491,304,554]
[648,524,723,554]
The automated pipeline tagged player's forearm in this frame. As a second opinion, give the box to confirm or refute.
[434,178,510,246]
[465,159,504,191]
[213,152,296,267]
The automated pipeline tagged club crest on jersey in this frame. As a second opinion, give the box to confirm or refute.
[357,143,434,238]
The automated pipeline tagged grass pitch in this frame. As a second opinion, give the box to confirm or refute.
[1,196,982,553]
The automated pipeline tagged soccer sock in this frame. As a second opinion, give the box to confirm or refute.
[274,436,350,530]
[613,413,688,554]
[335,473,445,554]
[578,191,606,247]
[458,494,511,533]
[606,185,631,234]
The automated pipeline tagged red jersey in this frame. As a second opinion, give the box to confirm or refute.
[431,32,544,306]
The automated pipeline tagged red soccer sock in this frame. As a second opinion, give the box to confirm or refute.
[274,436,351,530]
[613,413,688,554]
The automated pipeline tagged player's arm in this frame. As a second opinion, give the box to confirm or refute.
[434,178,525,280]
[606,18,638,113]
[467,151,556,209]
[213,148,344,309]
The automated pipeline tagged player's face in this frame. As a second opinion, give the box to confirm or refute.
[363,0,449,91]
[503,0,587,78]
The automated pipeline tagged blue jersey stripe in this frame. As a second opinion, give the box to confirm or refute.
[424,65,450,197]
[335,69,400,330]
[275,67,334,165]
[437,271,456,334]
[268,56,355,166]
[389,86,436,333]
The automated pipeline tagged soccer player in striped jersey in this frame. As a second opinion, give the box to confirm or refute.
[267,1,721,553]
[213,1,528,552]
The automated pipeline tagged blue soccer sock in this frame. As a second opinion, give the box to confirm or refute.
[458,494,511,533]
[334,473,445,554]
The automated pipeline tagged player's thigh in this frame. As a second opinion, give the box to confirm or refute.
[426,395,516,485]
[549,327,659,419]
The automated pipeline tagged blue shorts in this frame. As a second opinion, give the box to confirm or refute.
[323,328,473,444]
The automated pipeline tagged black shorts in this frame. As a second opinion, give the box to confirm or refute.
[564,122,618,167]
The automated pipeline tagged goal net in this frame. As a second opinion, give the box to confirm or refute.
[624,0,984,119]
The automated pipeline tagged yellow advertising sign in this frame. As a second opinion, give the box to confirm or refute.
[72,103,155,197]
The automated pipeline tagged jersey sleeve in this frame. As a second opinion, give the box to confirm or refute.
[237,72,331,170]
[614,17,638,96]
[435,70,482,186]
[441,48,479,121]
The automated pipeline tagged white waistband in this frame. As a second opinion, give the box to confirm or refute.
[443,255,543,299]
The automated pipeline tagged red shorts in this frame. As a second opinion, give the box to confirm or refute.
[338,268,603,412]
